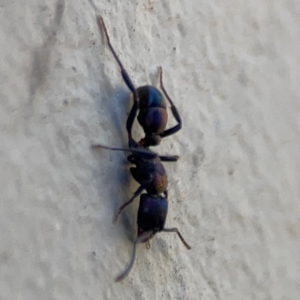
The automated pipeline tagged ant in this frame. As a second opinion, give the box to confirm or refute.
[94,16,191,282]
[97,16,182,148]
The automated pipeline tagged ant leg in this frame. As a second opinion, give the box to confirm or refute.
[162,227,191,250]
[157,66,182,138]
[145,240,150,249]
[92,143,158,159]
[97,16,138,141]
[159,155,180,162]
[114,185,144,224]
[115,231,153,282]
[115,236,138,282]
[97,16,135,93]
[126,99,139,146]
[94,143,178,162]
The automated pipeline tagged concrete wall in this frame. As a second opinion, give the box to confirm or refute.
[1,0,299,299]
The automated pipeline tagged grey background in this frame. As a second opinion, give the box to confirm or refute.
[1,0,299,299]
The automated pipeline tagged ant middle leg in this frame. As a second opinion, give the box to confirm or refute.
[92,143,158,159]
[157,66,182,138]
[92,142,178,164]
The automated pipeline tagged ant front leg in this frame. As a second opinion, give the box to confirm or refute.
[157,66,182,138]
[97,16,139,143]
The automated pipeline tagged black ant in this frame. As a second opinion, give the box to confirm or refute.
[93,16,191,282]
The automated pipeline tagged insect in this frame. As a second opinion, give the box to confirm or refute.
[92,141,191,282]
[94,16,191,282]
[97,16,182,148]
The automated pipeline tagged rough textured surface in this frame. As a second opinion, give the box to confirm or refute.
[1,1,299,299]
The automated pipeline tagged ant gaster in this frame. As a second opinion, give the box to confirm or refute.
[97,16,182,148]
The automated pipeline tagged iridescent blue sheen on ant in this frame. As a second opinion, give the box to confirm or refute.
[138,194,168,233]
[137,86,166,109]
